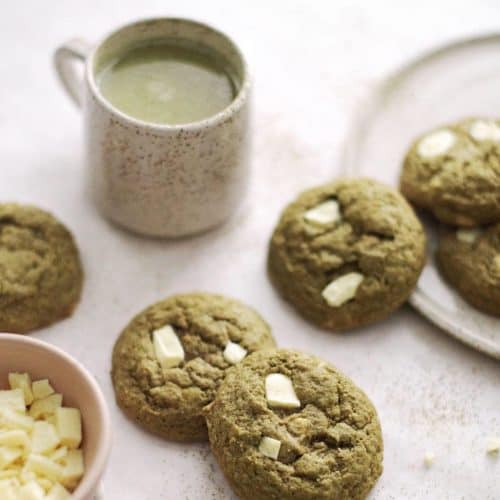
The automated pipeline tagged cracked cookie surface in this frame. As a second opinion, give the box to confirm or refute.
[437,224,500,316]
[400,118,500,226]
[205,349,383,500]
[0,203,83,333]
[111,293,276,441]
[268,178,426,330]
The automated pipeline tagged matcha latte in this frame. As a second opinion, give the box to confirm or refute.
[97,42,237,125]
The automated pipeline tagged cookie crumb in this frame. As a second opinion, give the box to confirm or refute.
[423,452,435,468]
[486,436,500,455]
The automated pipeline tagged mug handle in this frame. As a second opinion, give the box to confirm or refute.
[54,38,92,107]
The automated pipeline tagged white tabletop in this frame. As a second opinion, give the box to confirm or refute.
[1,1,499,499]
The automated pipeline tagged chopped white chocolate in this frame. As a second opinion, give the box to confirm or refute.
[25,454,63,482]
[32,421,61,454]
[46,483,72,500]
[60,449,84,490]
[0,447,23,468]
[0,389,26,413]
[0,373,85,494]
[486,436,500,455]
[8,374,34,406]
[304,200,341,225]
[29,394,63,420]
[49,447,67,464]
[265,373,301,409]
[423,452,435,468]
[32,380,55,402]
[55,408,82,449]
[153,325,185,369]
[0,430,30,449]
[322,272,364,307]
[417,130,455,158]
[258,436,281,460]
[456,228,482,244]
[18,480,45,500]
[0,480,17,500]
[469,120,500,142]
[0,408,34,431]
[223,341,248,364]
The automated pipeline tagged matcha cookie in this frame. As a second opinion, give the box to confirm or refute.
[436,224,500,316]
[205,349,383,500]
[111,293,276,441]
[0,203,83,333]
[400,118,500,226]
[268,178,426,330]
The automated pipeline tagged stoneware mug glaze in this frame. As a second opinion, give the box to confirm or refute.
[0,334,112,500]
[55,18,251,238]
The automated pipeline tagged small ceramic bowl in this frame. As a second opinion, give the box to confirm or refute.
[0,333,112,500]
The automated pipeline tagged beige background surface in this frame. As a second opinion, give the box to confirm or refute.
[1,1,499,498]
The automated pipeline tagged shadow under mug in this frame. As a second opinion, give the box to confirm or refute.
[54,18,251,238]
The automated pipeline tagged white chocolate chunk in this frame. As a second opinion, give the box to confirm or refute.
[49,447,67,464]
[417,129,455,158]
[18,480,45,500]
[258,436,281,460]
[46,483,72,500]
[0,480,17,500]
[25,454,63,481]
[32,380,55,401]
[153,325,185,369]
[61,449,84,490]
[32,421,61,454]
[304,200,341,225]
[0,430,30,449]
[0,389,26,413]
[8,373,34,406]
[265,373,301,409]
[37,477,54,493]
[0,408,34,431]
[223,341,247,364]
[322,272,364,307]
[54,408,82,449]
[0,470,19,480]
[469,120,500,142]
[486,436,500,455]
[456,228,482,244]
[0,446,23,468]
[29,394,63,419]
[423,452,435,468]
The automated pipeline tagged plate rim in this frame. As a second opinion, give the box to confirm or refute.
[341,32,500,360]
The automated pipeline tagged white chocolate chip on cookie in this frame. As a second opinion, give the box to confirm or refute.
[258,436,281,460]
[417,130,456,158]
[469,120,500,142]
[304,200,341,225]
[456,228,482,244]
[153,325,185,369]
[223,341,247,364]
[322,272,364,307]
[265,373,300,409]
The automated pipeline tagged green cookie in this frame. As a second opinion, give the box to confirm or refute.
[0,203,83,333]
[268,178,426,330]
[205,349,383,500]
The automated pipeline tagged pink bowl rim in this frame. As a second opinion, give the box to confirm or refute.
[0,333,112,500]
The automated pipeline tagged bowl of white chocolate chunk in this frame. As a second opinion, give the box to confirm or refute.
[0,334,111,500]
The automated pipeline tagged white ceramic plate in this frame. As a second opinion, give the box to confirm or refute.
[342,33,500,360]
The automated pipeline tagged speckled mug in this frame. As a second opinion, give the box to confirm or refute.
[55,18,251,238]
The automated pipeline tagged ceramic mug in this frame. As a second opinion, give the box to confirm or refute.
[54,18,251,238]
